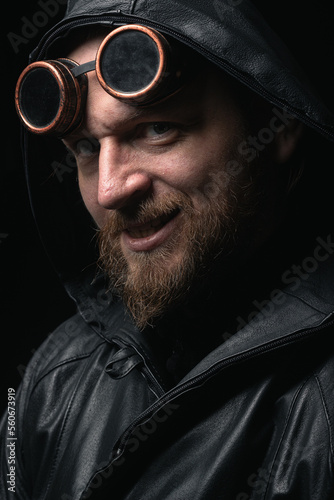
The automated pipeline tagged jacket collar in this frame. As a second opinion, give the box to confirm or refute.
[66,248,334,386]
[179,251,334,384]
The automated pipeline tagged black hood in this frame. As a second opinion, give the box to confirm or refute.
[21,0,334,318]
[31,0,334,139]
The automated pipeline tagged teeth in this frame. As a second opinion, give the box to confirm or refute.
[127,216,165,238]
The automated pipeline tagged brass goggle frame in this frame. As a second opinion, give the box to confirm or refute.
[15,25,184,137]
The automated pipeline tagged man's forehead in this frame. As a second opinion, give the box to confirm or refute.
[66,36,219,118]
[66,32,106,62]
[52,23,250,140]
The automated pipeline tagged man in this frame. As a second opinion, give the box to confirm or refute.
[1,1,334,499]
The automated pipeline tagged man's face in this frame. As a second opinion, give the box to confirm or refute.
[63,34,280,329]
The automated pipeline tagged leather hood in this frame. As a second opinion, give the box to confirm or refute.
[22,0,334,325]
[31,0,334,140]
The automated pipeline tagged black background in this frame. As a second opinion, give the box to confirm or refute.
[1,1,334,414]
[2,0,74,414]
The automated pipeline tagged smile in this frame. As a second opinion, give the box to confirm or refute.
[126,209,180,238]
[122,208,181,252]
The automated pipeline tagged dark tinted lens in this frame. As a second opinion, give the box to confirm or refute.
[19,68,61,128]
[101,30,160,93]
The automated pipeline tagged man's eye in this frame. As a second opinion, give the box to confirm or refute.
[144,122,174,138]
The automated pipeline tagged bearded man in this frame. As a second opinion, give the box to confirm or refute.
[1,1,334,499]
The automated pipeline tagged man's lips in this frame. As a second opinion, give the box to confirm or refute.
[121,208,181,252]
[125,209,180,239]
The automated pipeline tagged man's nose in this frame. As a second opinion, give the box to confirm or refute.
[97,140,152,210]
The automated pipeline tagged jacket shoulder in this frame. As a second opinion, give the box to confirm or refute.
[25,312,106,383]
[0,312,107,499]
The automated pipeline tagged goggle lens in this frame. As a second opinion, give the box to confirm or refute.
[19,68,61,128]
[99,29,161,94]
[15,25,186,137]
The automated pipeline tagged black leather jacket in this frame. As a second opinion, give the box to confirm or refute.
[1,1,334,499]
[1,258,334,499]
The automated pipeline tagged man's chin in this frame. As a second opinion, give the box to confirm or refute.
[98,189,241,330]
[114,245,195,330]
[124,244,186,275]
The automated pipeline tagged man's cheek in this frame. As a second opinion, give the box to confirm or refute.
[189,167,230,205]
[159,147,210,189]
[82,196,108,229]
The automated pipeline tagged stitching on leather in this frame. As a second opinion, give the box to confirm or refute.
[314,373,334,460]
[29,342,105,398]
[282,289,329,315]
[136,342,166,388]
[261,376,312,500]
[24,341,107,499]
[139,370,160,400]
[43,352,97,500]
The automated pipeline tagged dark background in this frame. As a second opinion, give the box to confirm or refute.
[2,0,74,414]
[1,1,334,414]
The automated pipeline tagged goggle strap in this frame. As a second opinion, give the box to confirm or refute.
[71,60,96,78]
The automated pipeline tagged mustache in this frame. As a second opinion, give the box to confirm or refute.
[99,192,195,236]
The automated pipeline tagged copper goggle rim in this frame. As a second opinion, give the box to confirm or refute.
[14,59,83,136]
[95,24,169,102]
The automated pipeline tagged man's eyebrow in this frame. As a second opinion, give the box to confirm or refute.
[61,79,203,144]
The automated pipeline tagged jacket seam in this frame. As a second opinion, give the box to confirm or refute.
[135,342,166,389]
[283,290,331,315]
[313,373,334,460]
[29,342,105,398]
[261,375,313,500]
[42,345,105,500]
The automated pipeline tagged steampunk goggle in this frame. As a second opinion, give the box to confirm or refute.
[15,25,186,137]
